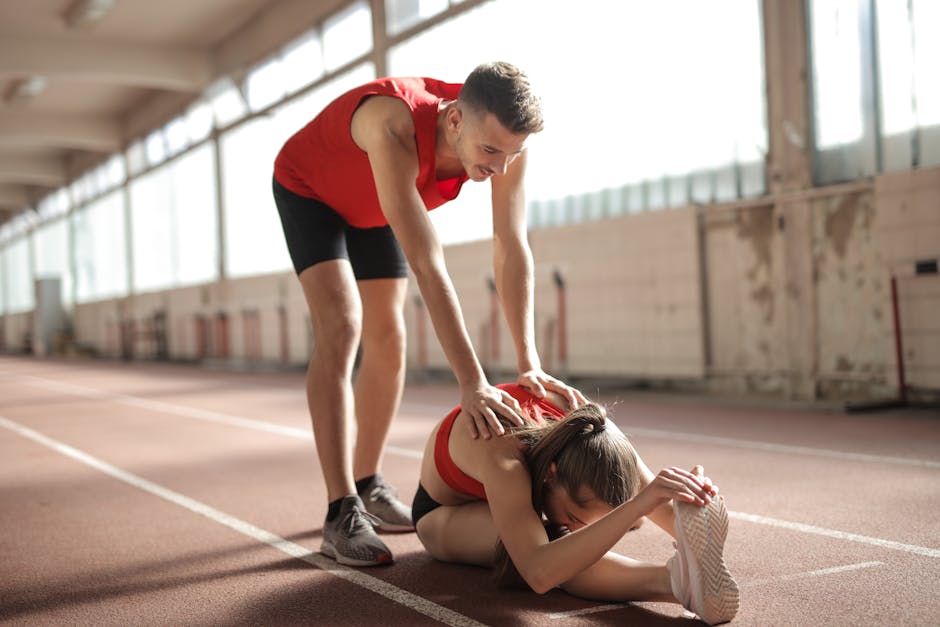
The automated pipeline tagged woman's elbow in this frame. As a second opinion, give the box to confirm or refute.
[520,565,556,595]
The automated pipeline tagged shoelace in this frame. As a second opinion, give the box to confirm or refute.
[341,506,382,535]
[368,482,398,504]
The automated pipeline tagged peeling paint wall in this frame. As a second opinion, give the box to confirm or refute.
[407,206,705,380]
[812,191,890,398]
[874,168,940,391]
[703,204,787,394]
[9,168,935,402]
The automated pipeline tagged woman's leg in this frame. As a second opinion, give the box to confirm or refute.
[416,501,499,567]
[417,502,677,603]
[558,552,676,602]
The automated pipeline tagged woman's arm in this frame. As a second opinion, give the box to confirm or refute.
[480,449,712,594]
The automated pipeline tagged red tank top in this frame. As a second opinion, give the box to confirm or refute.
[434,384,568,500]
[273,77,469,228]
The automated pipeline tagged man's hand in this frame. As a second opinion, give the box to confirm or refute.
[462,383,524,440]
[517,369,588,409]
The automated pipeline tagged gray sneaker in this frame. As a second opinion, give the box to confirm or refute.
[321,495,393,566]
[359,475,415,532]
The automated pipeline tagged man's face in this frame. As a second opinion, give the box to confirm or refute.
[454,108,528,182]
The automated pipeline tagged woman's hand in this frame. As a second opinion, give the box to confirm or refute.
[462,383,524,440]
[632,465,719,515]
[517,369,588,409]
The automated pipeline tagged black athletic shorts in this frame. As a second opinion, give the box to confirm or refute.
[411,483,443,527]
[272,177,408,280]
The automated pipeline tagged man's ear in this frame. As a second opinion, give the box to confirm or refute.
[446,104,463,132]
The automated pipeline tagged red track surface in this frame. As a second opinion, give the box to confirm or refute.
[1,356,938,626]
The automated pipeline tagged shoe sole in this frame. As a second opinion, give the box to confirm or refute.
[675,497,740,625]
[320,540,393,567]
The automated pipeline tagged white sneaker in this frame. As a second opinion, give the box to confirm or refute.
[668,496,739,624]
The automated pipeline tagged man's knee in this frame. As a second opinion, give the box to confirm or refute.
[313,315,362,359]
[361,317,406,357]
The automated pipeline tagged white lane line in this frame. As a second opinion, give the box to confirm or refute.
[622,426,940,470]
[0,414,485,627]
[744,561,884,587]
[7,372,939,471]
[2,374,422,462]
[730,512,940,558]
[548,561,886,619]
[6,372,940,560]
[548,603,626,619]
[4,373,315,438]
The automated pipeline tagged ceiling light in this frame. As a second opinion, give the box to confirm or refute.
[63,0,117,29]
[5,76,48,102]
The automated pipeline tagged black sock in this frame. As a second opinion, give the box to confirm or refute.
[355,474,379,495]
[326,497,345,522]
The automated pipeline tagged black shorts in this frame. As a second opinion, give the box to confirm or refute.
[272,177,408,280]
[411,483,443,527]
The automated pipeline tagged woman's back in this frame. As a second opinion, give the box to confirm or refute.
[418,385,570,507]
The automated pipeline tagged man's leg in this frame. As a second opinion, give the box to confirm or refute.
[298,259,393,565]
[353,277,407,478]
[352,277,413,530]
[299,259,362,501]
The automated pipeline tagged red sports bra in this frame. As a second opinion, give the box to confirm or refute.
[434,383,567,500]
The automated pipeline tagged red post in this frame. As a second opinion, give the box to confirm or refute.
[243,310,261,361]
[890,275,907,403]
[194,315,207,360]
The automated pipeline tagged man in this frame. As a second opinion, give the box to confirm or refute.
[272,61,585,566]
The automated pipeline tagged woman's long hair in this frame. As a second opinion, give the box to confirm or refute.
[493,403,641,586]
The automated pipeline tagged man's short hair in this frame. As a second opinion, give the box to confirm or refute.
[458,62,544,135]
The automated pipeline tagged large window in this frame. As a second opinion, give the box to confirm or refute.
[1,237,33,314]
[73,191,128,303]
[222,63,375,278]
[323,1,373,71]
[33,218,73,309]
[130,144,218,292]
[810,0,940,182]
[385,0,450,36]
[390,0,767,237]
[130,167,174,292]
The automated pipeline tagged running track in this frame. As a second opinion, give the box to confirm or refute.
[1,356,938,626]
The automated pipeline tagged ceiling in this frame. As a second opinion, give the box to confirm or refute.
[0,0,350,227]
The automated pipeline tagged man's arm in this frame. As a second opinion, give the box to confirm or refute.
[351,96,522,437]
[490,150,586,408]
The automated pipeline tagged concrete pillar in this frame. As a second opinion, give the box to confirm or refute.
[763,0,818,399]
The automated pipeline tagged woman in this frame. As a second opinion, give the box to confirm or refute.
[413,383,740,625]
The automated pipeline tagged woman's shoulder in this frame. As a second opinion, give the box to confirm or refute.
[495,383,570,422]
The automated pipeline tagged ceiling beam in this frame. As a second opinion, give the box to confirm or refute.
[0,184,30,208]
[213,0,350,77]
[0,36,211,92]
[0,111,121,152]
[0,155,67,186]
